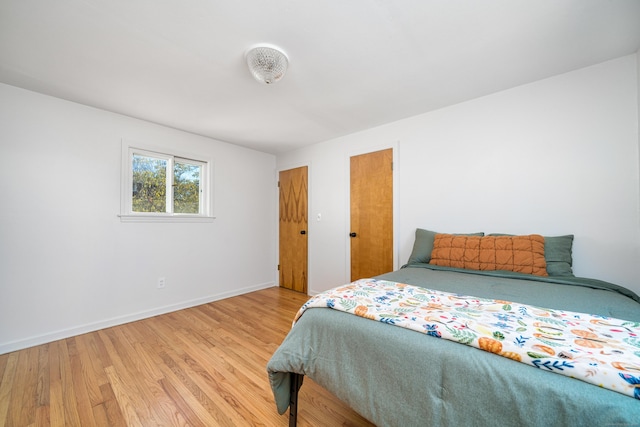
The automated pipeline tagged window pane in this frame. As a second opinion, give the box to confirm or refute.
[132,154,167,212]
[174,160,201,214]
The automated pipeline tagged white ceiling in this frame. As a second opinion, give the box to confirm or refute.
[1,1,639,154]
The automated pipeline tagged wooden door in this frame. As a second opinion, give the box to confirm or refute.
[350,149,393,281]
[279,166,308,293]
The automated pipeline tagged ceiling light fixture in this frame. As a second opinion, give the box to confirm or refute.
[245,45,289,84]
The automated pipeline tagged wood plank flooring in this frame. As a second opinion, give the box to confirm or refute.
[0,287,375,426]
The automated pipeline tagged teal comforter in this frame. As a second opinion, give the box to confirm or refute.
[267,266,640,426]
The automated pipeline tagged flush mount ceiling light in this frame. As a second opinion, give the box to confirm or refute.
[245,45,289,84]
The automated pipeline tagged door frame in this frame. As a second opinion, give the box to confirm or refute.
[276,161,311,293]
[345,142,399,282]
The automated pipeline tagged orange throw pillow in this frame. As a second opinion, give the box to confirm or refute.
[429,234,548,277]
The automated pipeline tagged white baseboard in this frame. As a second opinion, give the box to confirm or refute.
[0,282,275,355]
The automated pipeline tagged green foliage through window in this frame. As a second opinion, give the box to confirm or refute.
[131,152,203,214]
[174,161,200,214]
[132,155,167,212]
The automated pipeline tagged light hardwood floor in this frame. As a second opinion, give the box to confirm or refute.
[0,287,375,426]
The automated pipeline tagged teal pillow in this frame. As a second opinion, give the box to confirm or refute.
[544,235,574,276]
[407,228,484,264]
[488,233,574,276]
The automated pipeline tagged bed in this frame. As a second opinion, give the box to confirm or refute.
[267,230,640,426]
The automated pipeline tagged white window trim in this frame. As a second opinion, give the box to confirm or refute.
[119,140,215,223]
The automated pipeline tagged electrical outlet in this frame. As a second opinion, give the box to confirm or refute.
[157,277,166,289]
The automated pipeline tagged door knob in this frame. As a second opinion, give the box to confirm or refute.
[300,230,306,235]
[349,232,357,237]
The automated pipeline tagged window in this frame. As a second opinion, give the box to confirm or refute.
[120,142,214,222]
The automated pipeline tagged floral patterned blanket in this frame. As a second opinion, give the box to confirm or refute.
[295,279,640,399]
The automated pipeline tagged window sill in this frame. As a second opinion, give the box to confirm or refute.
[118,214,216,223]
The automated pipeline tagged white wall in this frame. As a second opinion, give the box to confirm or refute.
[638,49,640,222]
[278,54,640,297]
[0,83,277,354]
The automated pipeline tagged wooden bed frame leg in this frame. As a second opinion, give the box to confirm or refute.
[289,373,304,427]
